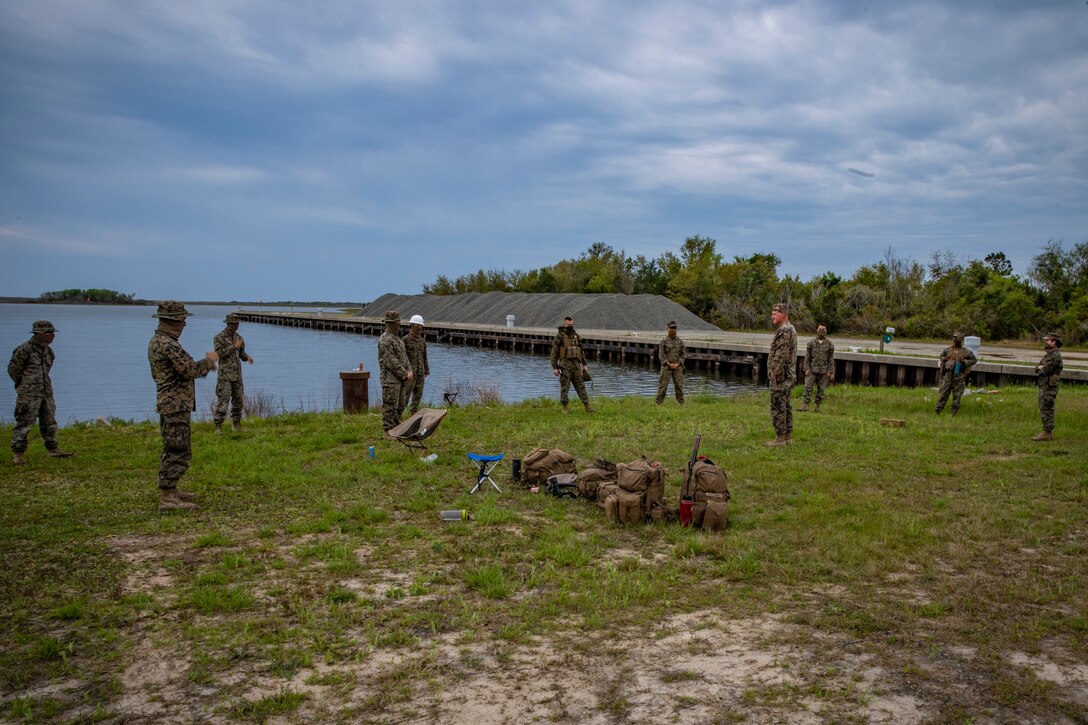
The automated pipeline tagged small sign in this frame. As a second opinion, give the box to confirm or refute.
[882,333,893,344]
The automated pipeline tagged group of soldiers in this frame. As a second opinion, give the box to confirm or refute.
[7,302,1068,511]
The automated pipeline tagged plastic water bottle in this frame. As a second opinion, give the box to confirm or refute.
[368,445,375,459]
[422,453,438,463]
[439,510,470,522]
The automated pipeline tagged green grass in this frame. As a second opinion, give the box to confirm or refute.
[1,385,1086,721]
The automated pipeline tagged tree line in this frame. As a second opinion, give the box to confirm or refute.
[424,238,1088,343]
[40,289,138,304]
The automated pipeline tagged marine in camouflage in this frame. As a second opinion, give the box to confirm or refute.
[656,324,686,405]
[148,305,216,490]
[802,329,835,407]
[213,316,251,427]
[400,326,429,415]
[550,320,590,408]
[1035,337,1063,434]
[8,322,63,455]
[768,305,797,438]
[378,312,411,432]
[934,334,977,415]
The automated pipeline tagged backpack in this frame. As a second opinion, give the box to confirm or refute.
[680,459,730,530]
[610,457,667,524]
[577,465,616,500]
[521,448,576,486]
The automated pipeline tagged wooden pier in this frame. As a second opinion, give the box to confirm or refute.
[236,311,1087,388]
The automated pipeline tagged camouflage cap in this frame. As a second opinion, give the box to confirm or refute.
[772,303,789,314]
[1043,332,1063,348]
[152,301,193,320]
[952,331,964,340]
[382,310,401,324]
[31,320,56,334]
[667,321,677,329]
[224,313,240,324]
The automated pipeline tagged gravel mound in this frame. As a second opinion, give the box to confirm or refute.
[358,292,720,332]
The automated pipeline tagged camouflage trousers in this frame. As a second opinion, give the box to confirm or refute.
[656,366,685,404]
[10,394,59,453]
[803,373,830,405]
[213,378,244,425]
[934,373,967,413]
[382,379,406,432]
[770,385,794,436]
[557,361,589,406]
[1038,385,1059,432]
[400,376,425,416]
[159,411,192,490]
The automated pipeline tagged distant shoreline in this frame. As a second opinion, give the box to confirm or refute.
[0,297,367,307]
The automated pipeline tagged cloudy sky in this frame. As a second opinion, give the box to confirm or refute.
[2,0,1086,302]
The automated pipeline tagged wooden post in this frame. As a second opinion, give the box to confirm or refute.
[340,370,371,413]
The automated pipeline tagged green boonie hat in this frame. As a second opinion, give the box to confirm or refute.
[152,301,193,320]
[31,321,56,334]
[1043,332,1063,348]
[224,313,240,324]
[383,310,401,324]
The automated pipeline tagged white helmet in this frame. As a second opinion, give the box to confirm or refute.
[409,314,425,326]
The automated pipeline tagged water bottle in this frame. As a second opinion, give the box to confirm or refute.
[439,510,470,522]
[368,445,375,459]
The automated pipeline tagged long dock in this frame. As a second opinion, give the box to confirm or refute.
[236,311,1087,387]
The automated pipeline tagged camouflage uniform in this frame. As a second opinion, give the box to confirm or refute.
[148,320,215,491]
[378,314,411,432]
[400,329,429,415]
[656,331,686,404]
[768,320,797,437]
[934,342,977,414]
[1035,348,1062,434]
[213,320,250,427]
[802,336,835,407]
[550,325,590,408]
[8,323,62,455]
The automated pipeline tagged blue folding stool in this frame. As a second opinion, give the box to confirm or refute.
[466,452,503,494]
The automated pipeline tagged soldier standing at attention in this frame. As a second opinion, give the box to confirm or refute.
[1032,333,1063,441]
[656,321,685,405]
[8,320,74,465]
[550,316,592,413]
[767,303,797,447]
[799,324,835,413]
[213,313,254,434]
[934,332,977,416]
[148,301,218,511]
[401,314,429,416]
[378,311,412,432]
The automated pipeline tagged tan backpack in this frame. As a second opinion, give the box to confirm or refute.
[610,457,667,524]
[680,459,730,530]
[521,448,576,485]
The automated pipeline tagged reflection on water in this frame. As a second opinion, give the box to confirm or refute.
[0,304,759,426]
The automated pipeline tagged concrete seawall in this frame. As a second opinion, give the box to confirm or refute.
[236,311,1088,388]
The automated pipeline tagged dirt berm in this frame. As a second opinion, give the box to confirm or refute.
[358,292,720,332]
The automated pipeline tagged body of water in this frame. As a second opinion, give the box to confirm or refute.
[0,303,760,426]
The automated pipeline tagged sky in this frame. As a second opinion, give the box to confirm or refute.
[2,0,1086,303]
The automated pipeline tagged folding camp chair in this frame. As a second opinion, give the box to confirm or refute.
[467,453,503,494]
[387,408,448,458]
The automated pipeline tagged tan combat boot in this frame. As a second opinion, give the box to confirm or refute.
[48,449,74,458]
[766,435,788,447]
[798,403,809,412]
[214,423,223,435]
[583,402,594,413]
[12,452,25,465]
[175,489,198,502]
[232,422,242,433]
[1031,431,1053,441]
[814,403,821,413]
[159,489,199,511]
[561,403,569,414]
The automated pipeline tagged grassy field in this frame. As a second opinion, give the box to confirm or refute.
[2,385,1086,724]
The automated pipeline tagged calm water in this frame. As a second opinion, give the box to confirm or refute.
[0,304,759,426]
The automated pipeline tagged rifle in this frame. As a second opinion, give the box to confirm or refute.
[545,473,579,499]
[684,433,701,500]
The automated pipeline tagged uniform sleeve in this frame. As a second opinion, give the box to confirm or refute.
[7,346,27,385]
[550,335,561,368]
[965,349,978,368]
[804,340,814,371]
[678,341,685,366]
[169,341,214,379]
[422,343,429,376]
[658,339,667,366]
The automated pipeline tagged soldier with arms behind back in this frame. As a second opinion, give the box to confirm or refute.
[799,324,834,413]
[400,314,429,416]
[1032,333,1063,441]
[377,311,412,433]
[148,302,218,511]
[8,320,74,464]
[213,313,254,434]
[767,303,797,446]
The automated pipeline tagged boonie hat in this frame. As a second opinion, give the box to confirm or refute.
[1043,332,1063,348]
[224,313,240,324]
[31,321,56,334]
[382,310,401,324]
[152,301,193,320]
[409,314,425,325]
